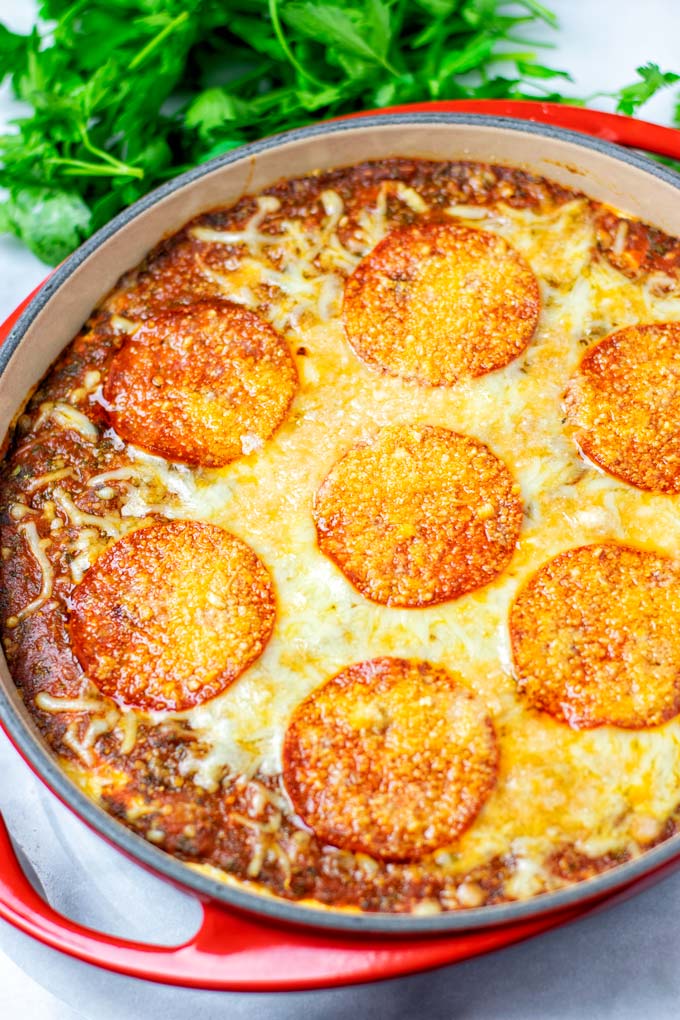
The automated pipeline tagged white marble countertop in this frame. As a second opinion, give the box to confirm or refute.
[2,1,680,1016]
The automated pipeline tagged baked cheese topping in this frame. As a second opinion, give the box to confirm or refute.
[4,160,680,912]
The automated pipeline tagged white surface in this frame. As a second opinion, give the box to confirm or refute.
[2,1,680,1016]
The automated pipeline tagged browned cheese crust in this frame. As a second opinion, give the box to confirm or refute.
[102,160,573,321]
[593,205,680,283]
[510,543,680,729]
[283,657,498,861]
[343,222,540,386]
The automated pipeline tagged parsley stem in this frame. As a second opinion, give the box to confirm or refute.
[501,50,546,61]
[78,126,141,177]
[129,11,190,71]
[268,0,324,87]
[510,0,558,27]
[47,158,144,179]
[53,0,89,33]
[504,35,556,49]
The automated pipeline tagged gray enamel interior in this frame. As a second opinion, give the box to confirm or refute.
[2,112,680,937]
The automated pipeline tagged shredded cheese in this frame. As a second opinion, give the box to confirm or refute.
[110,315,139,334]
[52,486,127,539]
[612,219,629,255]
[62,704,120,766]
[35,401,99,441]
[190,195,282,253]
[116,711,139,755]
[35,691,141,756]
[36,692,105,713]
[446,203,489,220]
[9,521,54,624]
[191,190,364,329]
[26,467,74,493]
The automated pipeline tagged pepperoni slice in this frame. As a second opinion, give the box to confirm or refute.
[343,221,540,387]
[313,425,523,607]
[103,300,297,467]
[565,322,680,493]
[510,543,680,729]
[69,520,275,712]
[283,657,498,861]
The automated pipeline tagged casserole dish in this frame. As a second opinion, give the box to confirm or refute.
[3,101,680,987]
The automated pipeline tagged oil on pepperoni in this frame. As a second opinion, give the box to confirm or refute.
[565,322,680,493]
[510,543,680,729]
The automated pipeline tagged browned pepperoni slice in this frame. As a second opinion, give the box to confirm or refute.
[510,543,680,729]
[313,424,523,607]
[104,300,297,467]
[343,221,540,386]
[565,322,680,493]
[69,520,275,712]
[283,657,498,861]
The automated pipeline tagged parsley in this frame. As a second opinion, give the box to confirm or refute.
[0,2,678,264]
[613,62,680,117]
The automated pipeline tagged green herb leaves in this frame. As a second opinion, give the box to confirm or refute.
[1,2,679,264]
[0,187,91,264]
[615,63,680,116]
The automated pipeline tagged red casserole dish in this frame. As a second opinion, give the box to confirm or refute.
[3,100,680,989]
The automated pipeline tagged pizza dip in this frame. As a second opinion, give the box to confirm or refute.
[3,158,680,914]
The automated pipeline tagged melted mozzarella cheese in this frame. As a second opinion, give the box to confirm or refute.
[34,401,100,441]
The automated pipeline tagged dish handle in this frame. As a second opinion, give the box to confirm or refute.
[0,811,580,990]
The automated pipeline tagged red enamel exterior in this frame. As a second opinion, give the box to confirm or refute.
[2,100,680,988]
[343,100,680,159]
[0,812,587,990]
